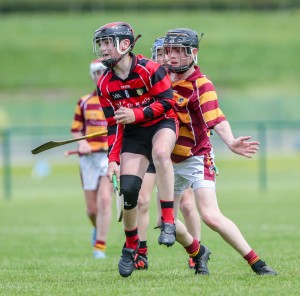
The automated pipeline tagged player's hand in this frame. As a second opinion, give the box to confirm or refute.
[114,107,135,124]
[229,136,260,158]
[78,140,92,155]
[107,161,120,182]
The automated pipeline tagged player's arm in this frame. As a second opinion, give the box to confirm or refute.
[71,131,93,154]
[197,78,259,159]
[214,120,259,158]
[97,87,123,164]
[70,99,92,154]
[132,64,175,123]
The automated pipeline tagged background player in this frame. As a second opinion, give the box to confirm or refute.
[70,60,113,259]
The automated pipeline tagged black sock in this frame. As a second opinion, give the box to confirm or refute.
[138,240,148,257]
[139,241,147,249]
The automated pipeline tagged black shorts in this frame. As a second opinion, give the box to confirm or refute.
[146,163,156,174]
[121,118,176,163]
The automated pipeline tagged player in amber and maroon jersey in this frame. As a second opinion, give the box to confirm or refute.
[71,60,113,260]
[134,37,207,272]
[92,22,179,277]
[164,27,277,276]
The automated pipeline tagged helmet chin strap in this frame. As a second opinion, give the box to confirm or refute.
[109,34,142,68]
[168,61,194,74]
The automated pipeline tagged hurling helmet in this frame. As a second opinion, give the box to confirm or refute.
[164,28,201,73]
[93,22,135,67]
[151,37,165,61]
[90,59,106,79]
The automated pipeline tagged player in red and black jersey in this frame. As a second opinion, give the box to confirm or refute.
[93,22,178,277]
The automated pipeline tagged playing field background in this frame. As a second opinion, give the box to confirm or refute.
[0,10,300,295]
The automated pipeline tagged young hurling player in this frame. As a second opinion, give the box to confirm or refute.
[163,28,277,276]
[93,22,178,277]
[70,60,113,259]
[134,37,208,272]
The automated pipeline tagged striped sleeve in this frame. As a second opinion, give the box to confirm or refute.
[70,98,84,133]
[133,62,175,123]
[198,77,226,128]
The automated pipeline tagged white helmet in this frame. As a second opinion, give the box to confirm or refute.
[90,59,107,79]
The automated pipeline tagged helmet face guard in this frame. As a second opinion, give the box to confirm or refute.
[93,22,135,68]
[164,28,200,74]
[164,46,196,74]
[151,37,165,62]
[93,36,124,68]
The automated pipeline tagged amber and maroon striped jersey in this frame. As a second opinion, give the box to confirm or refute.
[71,90,108,152]
[171,66,226,163]
[97,53,178,163]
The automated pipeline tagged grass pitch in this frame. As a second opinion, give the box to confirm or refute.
[0,10,299,295]
[0,155,299,295]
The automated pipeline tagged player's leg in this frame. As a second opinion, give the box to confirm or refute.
[173,158,211,275]
[118,152,149,277]
[180,188,200,239]
[83,190,97,227]
[154,185,207,275]
[135,167,156,270]
[173,193,209,275]
[93,175,113,259]
[79,154,98,246]
[194,187,277,275]
[83,190,97,245]
[179,188,201,268]
[152,123,177,246]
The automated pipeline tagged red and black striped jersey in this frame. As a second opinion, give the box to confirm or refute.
[171,66,226,163]
[71,90,108,152]
[97,53,178,163]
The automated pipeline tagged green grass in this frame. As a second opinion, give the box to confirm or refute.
[0,156,299,295]
[0,10,299,295]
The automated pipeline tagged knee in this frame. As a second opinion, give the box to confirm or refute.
[179,201,193,216]
[201,212,222,231]
[138,193,150,212]
[152,148,171,167]
[97,195,111,212]
[120,175,143,210]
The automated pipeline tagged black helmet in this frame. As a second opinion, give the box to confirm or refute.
[164,28,201,73]
[164,28,199,52]
[94,22,134,45]
[93,22,135,67]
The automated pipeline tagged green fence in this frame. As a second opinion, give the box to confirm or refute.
[1,120,300,199]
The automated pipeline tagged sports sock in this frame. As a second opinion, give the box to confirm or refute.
[243,249,266,272]
[125,227,139,249]
[137,240,148,257]
[94,240,106,251]
[185,238,200,257]
[160,200,174,224]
